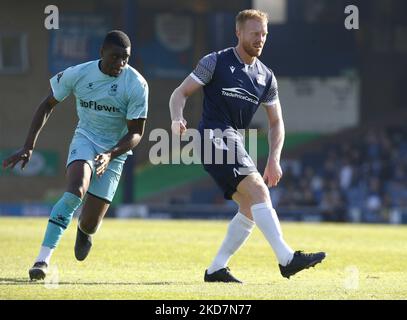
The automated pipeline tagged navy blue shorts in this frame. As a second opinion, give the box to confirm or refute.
[200,128,257,200]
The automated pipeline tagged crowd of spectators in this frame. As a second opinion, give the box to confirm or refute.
[270,126,407,223]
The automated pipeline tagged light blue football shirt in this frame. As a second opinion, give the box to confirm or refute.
[50,60,148,161]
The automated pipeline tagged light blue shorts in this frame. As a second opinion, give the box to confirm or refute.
[66,132,125,203]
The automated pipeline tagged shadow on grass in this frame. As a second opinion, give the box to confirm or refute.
[0,278,194,286]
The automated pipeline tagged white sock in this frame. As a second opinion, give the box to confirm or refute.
[251,202,294,266]
[35,246,54,265]
[207,212,255,274]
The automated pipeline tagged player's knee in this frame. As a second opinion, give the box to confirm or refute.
[247,180,270,204]
[72,187,86,200]
[67,180,88,199]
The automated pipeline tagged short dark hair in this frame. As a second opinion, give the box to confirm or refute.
[103,30,131,48]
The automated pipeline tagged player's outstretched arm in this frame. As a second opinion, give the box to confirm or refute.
[263,101,285,187]
[95,118,145,177]
[2,90,59,170]
[169,75,202,135]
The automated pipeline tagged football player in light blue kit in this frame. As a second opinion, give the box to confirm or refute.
[2,30,148,280]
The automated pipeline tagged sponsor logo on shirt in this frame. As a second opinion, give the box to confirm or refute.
[79,99,120,113]
[221,87,259,104]
[108,84,118,96]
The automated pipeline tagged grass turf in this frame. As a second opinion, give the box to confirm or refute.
[0,217,406,300]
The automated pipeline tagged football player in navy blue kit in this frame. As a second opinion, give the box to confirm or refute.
[169,9,326,283]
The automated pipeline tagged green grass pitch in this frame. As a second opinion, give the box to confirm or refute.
[1,217,406,299]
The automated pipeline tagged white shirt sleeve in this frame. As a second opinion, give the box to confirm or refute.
[127,80,149,120]
[49,66,78,102]
[190,52,217,85]
[262,72,280,107]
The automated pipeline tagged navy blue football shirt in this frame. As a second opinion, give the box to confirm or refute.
[191,47,279,132]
